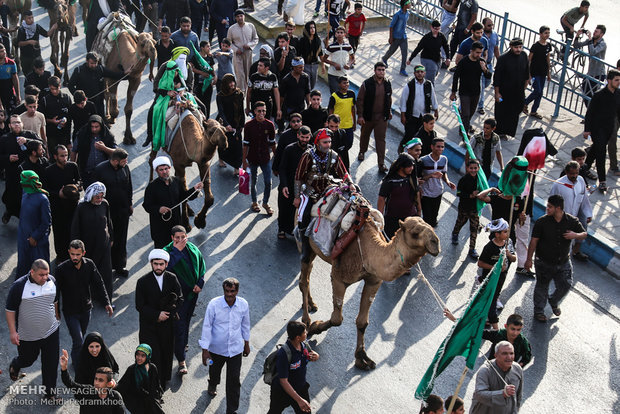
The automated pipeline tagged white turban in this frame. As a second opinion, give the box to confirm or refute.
[148,249,170,262]
[152,156,171,170]
[486,218,509,233]
[83,181,106,202]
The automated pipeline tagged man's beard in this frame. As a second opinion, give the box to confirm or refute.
[298,140,308,149]
[153,268,165,276]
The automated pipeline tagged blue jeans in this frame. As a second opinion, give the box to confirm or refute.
[382,38,408,71]
[328,14,340,40]
[250,160,272,203]
[174,293,198,362]
[524,75,546,112]
[477,67,494,110]
[420,58,439,84]
[64,310,91,364]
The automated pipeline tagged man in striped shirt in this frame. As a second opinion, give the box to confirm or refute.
[6,259,61,401]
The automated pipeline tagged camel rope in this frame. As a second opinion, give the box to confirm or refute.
[160,165,210,222]
[415,263,448,312]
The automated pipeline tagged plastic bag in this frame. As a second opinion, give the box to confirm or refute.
[239,168,250,195]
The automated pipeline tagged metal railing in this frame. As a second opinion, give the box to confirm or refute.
[363,0,617,119]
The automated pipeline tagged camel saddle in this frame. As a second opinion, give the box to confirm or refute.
[92,12,139,59]
[164,107,204,150]
[331,204,370,260]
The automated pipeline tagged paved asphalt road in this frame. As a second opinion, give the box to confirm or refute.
[0,5,619,413]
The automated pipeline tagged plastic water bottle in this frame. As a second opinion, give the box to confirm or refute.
[225,17,230,29]
[206,358,213,366]
[57,117,67,130]
[17,137,26,151]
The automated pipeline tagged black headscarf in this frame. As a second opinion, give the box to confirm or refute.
[384,153,418,192]
[75,332,119,384]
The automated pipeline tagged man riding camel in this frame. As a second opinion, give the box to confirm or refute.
[294,128,355,261]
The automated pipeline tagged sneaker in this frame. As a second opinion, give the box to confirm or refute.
[551,306,562,316]
[451,233,458,244]
[573,251,589,262]
[468,249,479,260]
[477,107,485,115]
[381,58,388,68]
[496,300,504,311]
[399,69,408,77]
[599,181,608,192]
[313,11,319,17]
[515,267,536,278]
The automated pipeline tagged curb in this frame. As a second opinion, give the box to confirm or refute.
[245,16,620,279]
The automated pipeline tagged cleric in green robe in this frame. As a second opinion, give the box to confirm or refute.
[163,224,206,374]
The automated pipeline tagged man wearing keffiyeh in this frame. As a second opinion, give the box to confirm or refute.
[16,170,51,277]
[16,10,56,76]
[71,181,115,300]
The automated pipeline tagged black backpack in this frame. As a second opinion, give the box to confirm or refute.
[262,342,312,385]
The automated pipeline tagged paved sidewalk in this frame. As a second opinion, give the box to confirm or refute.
[245,4,620,276]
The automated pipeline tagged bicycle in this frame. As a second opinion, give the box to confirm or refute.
[552,28,587,70]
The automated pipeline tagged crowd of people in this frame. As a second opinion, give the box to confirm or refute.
[0,0,618,412]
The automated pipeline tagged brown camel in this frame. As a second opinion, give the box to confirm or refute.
[300,215,440,370]
[46,0,73,85]
[93,15,156,144]
[149,117,228,229]
[6,0,31,71]
[77,0,90,25]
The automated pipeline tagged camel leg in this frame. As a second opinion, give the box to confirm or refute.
[122,76,139,145]
[108,81,120,124]
[62,31,71,86]
[49,30,61,78]
[173,164,192,231]
[299,252,317,327]
[194,162,213,229]
[353,278,382,370]
[308,277,347,338]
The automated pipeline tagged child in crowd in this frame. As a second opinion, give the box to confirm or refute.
[420,395,444,414]
[477,218,517,329]
[469,118,504,180]
[452,159,481,259]
[328,75,356,149]
[301,90,328,134]
[213,38,234,92]
[561,146,594,188]
[444,395,465,414]
[344,3,366,52]
[483,313,532,367]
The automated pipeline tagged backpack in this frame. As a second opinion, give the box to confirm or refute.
[262,341,312,385]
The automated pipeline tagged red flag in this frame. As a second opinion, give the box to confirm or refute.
[522,134,547,170]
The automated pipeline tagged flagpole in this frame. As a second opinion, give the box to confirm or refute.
[446,366,469,414]
[507,196,516,234]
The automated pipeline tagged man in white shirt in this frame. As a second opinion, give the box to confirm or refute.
[551,161,592,261]
[200,277,251,414]
[227,9,258,92]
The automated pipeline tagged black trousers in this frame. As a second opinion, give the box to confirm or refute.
[585,128,611,181]
[421,195,442,227]
[268,382,311,414]
[11,328,59,396]
[277,188,296,234]
[50,199,77,263]
[209,352,242,414]
[110,207,130,271]
[399,115,423,153]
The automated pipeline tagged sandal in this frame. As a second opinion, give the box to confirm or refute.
[262,203,274,216]
[178,363,188,375]
[251,202,260,212]
[534,313,547,322]
[529,112,543,119]
[277,231,286,239]
[522,105,529,114]
[357,152,365,161]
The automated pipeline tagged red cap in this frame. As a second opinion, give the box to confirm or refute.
[314,128,332,146]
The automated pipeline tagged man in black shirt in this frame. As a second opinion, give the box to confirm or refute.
[301,90,328,134]
[155,26,175,69]
[413,113,437,156]
[71,115,116,188]
[67,90,98,143]
[451,159,481,259]
[407,19,450,84]
[583,69,620,192]
[525,194,586,322]
[18,139,47,178]
[159,0,191,32]
[42,145,80,262]
[0,114,41,223]
[68,52,128,119]
[246,58,281,121]
[524,26,552,119]
[450,41,491,136]
[93,148,133,277]
[16,10,54,76]
[24,57,51,93]
[326,113,352,170]
[276,126,311,238]
[55,239,113,363]
[39,76,72,152]
[280,58,311,119]
[274,32,298,81]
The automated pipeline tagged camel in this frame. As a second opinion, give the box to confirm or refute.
[46,0,73,85]
[93,13,156,144]
[6,0,31,71]
[77,0,90,25]
[148,117,228,229]
[300,215,440,370]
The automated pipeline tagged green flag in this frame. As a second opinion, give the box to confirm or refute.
[498,156,529,196]
[450,102,489,214]
[414,250,505,401]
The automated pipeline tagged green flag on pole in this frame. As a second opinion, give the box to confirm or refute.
[414,250,505,401]
[451,102,489,214]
